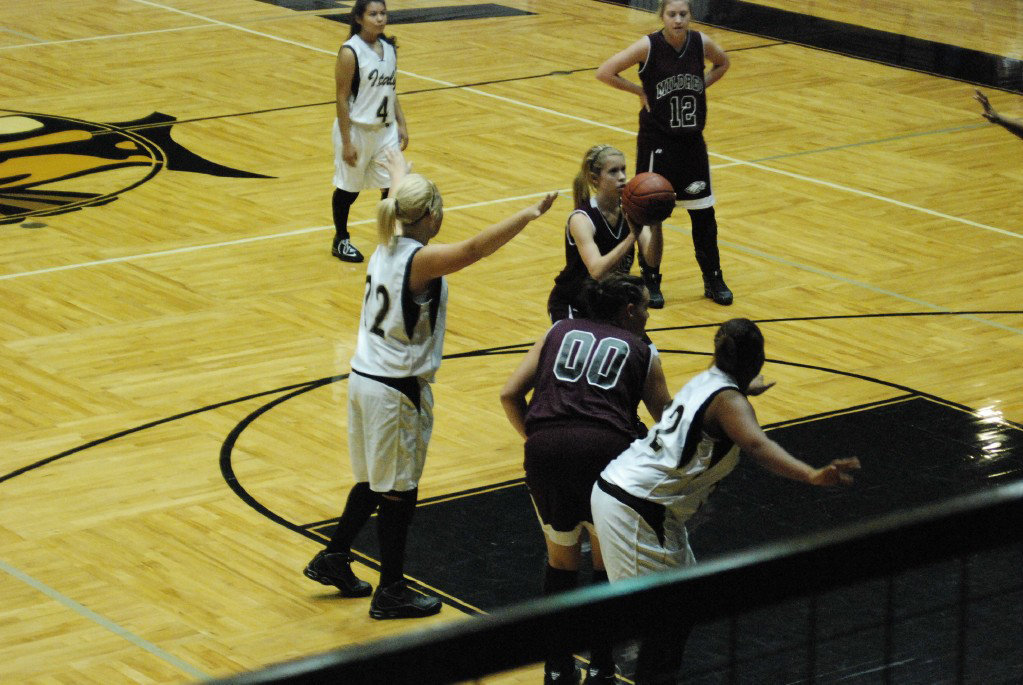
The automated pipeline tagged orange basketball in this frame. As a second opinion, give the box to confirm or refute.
[621,172,676,226]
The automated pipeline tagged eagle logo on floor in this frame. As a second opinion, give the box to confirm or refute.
[0,111,270,226]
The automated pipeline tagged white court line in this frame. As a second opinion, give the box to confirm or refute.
[0,190,564,282]
[0,558,209,680]
[0,23,212,50]
[0,26,46,43]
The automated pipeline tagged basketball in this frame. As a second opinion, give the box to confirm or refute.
[621,172,676,226]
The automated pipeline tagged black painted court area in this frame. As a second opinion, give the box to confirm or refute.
[312,396,1023,682]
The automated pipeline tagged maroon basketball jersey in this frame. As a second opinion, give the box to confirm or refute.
[638,30,707,136]
[548,202,635,319]
[525,318,652,437]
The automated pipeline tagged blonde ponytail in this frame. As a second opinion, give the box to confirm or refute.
[376,196,401,249]
[575,144,624,210]
[377,174,442,247]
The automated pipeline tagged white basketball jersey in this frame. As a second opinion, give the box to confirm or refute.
[343,34,397,126]
[351,237,447,381]
[601,366,741,522]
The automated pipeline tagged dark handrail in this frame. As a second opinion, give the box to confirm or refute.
[207,480,1023,684]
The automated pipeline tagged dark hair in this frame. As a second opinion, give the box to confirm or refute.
[349,0,397,47]
[582,273,647,322]
[713,318,765,391]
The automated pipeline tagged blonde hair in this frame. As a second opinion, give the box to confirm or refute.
[375,173,442,247]
[573,144,625,210]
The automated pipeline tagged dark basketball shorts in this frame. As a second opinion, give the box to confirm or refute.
[524,423,634,546]
[636,128,715,210]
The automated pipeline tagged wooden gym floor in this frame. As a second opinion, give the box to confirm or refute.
[2,1,1021,683]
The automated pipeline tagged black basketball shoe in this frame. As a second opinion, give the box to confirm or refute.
[544,659,581,684]
[703,269,733,306]
[331,236,364,263]
[369,581,442,620]
[582,663,616,684]
[643,271,665,309]
[303,551,372,597]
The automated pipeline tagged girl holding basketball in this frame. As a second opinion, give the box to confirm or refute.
[306,148,557,619]
[329,0,408,263]
[547,144,664,321]
[596,0,734,306]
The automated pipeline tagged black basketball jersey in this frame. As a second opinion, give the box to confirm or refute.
[548,201,634,318]
[524,318,653,438]
[638,30,707,136]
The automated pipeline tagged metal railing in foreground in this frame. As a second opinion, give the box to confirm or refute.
[207,480,1023,684]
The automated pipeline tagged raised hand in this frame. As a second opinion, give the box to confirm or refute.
[974,89,998,122]
[531,191,559,219]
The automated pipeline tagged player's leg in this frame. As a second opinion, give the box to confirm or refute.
[542,537,583,684]
[368,378,441,619]
[635,133,666,308]
[330,122,373,262]
[303,373,381,596]
[633,514,696,684]
[676,135,731,305]
[583,532,616,684]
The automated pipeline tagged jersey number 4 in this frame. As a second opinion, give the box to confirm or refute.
[376,98,389,122]
[552,330,631,390]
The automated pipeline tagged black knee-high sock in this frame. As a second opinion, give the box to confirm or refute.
[688,207,720,275]
[638,251,660,278]
[635,616,694,685]
[377,488,418,588]
[325,482,381,555]
[543,565,580,671]
[588,569,615,671]
[332,188,360,240]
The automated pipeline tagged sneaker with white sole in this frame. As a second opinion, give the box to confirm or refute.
[332,237,364,263]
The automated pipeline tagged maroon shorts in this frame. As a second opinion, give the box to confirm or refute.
[636,128,714,210]
[524,423,634,544]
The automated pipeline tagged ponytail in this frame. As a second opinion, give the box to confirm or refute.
[376,173,442,248]
[376,196,402,249]
[575,144,624,210]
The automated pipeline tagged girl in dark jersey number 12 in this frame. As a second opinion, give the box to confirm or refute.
[597,0,734,306]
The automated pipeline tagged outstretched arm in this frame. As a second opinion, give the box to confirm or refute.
[975,90,1023,140]
[410,192,558,291]
[711,390,860,485]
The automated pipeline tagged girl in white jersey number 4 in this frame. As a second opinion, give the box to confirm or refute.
[330,0,408,263]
